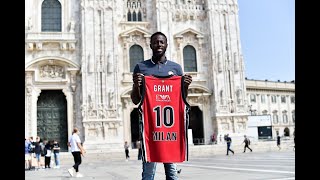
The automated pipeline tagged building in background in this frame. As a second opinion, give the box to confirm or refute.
[246,79,295,140]
[25,0,294,151]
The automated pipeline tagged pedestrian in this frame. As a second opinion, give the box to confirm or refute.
[226,134,234,155]
[124,141,130,160]
[52,140,61,168]
[242,135,252,153]
[68,128,86,177]
[33,136,42,170]
[131,31,192,180]
[25,138,32,170]
[277,135,281,150]
[44,140,53,168]
[211,132,216,144]
[136,140,142,160]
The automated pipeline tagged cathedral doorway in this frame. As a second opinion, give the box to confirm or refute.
[189,106,204,145]
[37,90,68,151]
[130,108,140,148]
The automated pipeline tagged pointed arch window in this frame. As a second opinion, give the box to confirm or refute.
[127,0,143,22]
[183,45,197,72]
[127,11,132,21]
[41,0,62,32]
[129,45,144,72]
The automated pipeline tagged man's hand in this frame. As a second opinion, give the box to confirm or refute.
[183,74,192,96]
[132,73,144,87]
[131,73,144,105]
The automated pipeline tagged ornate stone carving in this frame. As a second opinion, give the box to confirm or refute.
[236,88,242,105]
[221,123,229,130]
[36,43,42,50]
[108,89,115,108]
[39,65,65,79]
[217,52,222,72]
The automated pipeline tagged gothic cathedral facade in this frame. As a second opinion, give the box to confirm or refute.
[25,0,248,151]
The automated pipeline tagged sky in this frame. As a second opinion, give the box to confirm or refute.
[237,0,295,82]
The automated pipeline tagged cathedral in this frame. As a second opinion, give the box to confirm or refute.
[25,0,294,152]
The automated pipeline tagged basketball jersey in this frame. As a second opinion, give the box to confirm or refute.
[138,75,190,163]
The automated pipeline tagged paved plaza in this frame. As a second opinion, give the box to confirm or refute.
[25,150,295,180]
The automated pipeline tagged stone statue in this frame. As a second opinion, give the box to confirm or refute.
[69,20,75,32]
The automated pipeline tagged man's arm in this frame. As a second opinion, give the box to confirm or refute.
[131,84,141,105]
[77,142,86,154]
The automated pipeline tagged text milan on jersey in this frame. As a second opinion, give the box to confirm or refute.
[152,131,177,141]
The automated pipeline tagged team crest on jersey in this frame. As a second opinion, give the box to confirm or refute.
[156,94,171,102]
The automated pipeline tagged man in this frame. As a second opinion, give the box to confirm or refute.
[25,138,32,170]
[277,135,281,150]
[131,31,192,180]
[226,134,234,155]
[242,135,252,153]
[68,128,86,177]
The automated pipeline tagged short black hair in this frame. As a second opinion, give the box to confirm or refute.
[150,32,167,43]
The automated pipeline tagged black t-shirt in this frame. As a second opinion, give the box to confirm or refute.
[226,137,232,145]
[53,143,60,153]
[34,142,41,154]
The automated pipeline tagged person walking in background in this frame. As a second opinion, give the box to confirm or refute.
[68,128,86,177]
[124,141,130,161]
[131,31,192,180]
[277,135,281,150]
[242,135,252,153]
[226,134,234,155]
[136,140,142,160]
[53,140,61,168]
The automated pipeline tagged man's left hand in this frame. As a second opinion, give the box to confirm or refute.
[183,74,192,87]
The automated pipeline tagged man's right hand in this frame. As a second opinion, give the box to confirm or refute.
[131,73,144,105]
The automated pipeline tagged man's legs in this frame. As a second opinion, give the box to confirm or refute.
[142,162,157,180]
[54,153,60,167]
[164,163,178,180]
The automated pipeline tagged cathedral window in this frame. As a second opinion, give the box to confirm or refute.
[129,45,144,72]
[41,0,62,32]
[127,0,143,22]
[183,45,197,72]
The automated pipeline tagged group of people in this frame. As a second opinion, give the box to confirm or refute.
[123,140,143,161]
[25,136,61,170]
[224,134,253,156]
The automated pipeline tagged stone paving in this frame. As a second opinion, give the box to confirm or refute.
[25,141,295,180]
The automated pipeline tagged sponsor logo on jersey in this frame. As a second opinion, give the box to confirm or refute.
[156,94,171,102]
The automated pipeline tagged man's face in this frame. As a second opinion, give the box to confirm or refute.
[150,34,167,57]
